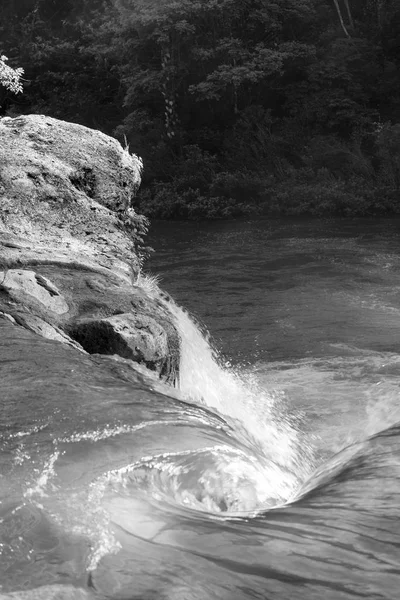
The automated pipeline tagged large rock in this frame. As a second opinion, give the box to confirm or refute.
[71,312,178,384]
[0,269,69,315]
[0,115,179,382]
[0,114,142,280]
[0,585,91,599]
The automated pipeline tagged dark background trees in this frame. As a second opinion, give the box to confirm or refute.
[2,0,400,218]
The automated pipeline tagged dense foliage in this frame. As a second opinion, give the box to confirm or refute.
[1,0,400,218]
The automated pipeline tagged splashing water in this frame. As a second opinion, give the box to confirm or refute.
[12,284,316,580]
[109,292,316,517]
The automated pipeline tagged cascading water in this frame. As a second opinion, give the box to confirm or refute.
[102,291,315,520]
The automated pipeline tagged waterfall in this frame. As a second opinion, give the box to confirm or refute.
[97,273,316,514]
[164,296,315,506]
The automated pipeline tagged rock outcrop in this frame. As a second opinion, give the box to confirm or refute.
[0,114,179,383]
[0,584,91,600]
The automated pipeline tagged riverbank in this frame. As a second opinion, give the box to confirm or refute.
[135,159,400,220]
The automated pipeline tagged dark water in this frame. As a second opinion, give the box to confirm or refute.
[2,218,400,599]
[148,217,400,362]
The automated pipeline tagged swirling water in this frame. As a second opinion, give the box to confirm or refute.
[2,217,400,599]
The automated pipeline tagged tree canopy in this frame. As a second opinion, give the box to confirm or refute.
[2,0,400,218]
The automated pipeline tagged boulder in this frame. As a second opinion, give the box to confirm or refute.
[0,269,69,316]
[71,312,178,383]
[0,115,179,383]
[0,114,143,280]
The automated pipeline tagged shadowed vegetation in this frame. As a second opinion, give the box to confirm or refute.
[2,0,400,218]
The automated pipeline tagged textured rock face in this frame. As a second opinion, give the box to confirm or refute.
[0,115,179,382]
[0,114,142,279]
[0,270,69,315]
[71,312,178,384]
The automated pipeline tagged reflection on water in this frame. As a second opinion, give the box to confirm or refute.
[2,218,400,598]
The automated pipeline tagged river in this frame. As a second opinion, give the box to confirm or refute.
[2,217,400,598]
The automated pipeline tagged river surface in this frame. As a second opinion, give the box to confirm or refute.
[2,217,400,599]
[148,217,400,457]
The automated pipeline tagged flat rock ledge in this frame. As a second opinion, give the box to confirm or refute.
[0,115,179,383]
[0,584,90,600]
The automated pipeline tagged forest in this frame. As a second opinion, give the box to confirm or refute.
[1,0,400,219]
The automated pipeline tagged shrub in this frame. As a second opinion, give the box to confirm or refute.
[135,145,263,219]
[137,185,253,220]
[0,55,24,94]
[119,208,153,264]
[375,123,400,191]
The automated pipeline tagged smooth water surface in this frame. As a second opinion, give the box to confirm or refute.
[2,217,400,599]
[148,217,400,361]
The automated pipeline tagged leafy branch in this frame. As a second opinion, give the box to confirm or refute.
[0,55,24,94]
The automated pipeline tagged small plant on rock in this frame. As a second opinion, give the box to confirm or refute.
[120,207,154,266]
[0,55,24,94]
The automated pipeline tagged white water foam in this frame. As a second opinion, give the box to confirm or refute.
[24,450,60,499]
[162,296,314,508]
[102,443,299,517]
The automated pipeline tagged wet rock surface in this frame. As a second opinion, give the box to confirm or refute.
[0,585,91,600]
[71,312,178,384]
[0,269,69,316]
[0,115,179,382]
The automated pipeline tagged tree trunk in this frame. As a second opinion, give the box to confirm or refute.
[332,0,351,37]
[161,45,179,140]
[343,0,354,29]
